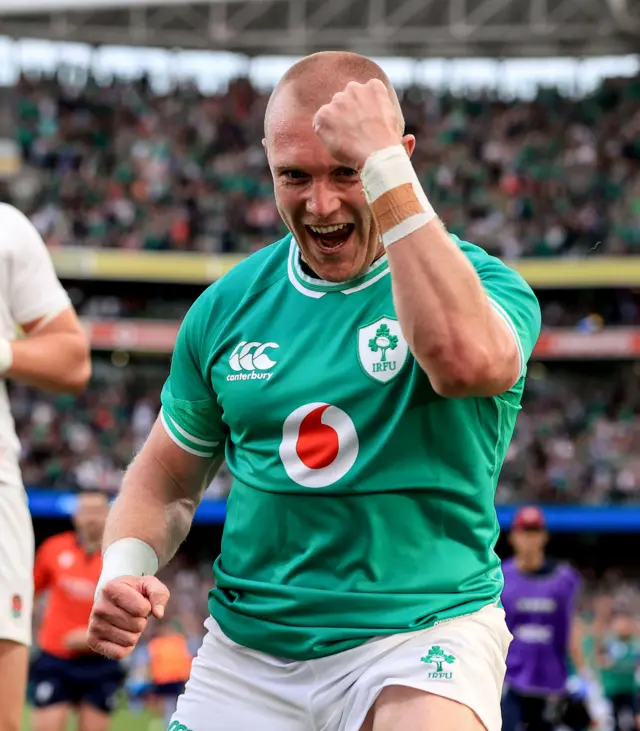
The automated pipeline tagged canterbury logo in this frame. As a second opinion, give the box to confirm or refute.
[227,341,279,382]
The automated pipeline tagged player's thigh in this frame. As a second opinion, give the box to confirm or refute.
[78,704,111,731]
[366,686,485,731]
[171,617,309,731]
[341,604,511,731]
[0,639,29,731]
[31,704,72,731]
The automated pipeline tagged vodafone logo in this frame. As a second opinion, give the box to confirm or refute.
[279,403,359,488]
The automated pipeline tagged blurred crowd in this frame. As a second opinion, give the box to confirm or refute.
[2,69,639,258]
[10,361,231,498]
[499,364,640,505]
[9,359,640,505]
[4,67,640,506]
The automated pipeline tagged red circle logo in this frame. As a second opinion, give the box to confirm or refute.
[280,403,359,488]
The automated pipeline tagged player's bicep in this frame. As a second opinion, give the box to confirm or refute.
[21,306,84,337]
[480,260,541,384]
[487,306,521,388]
[141,418,222,503]
[2,204,71,325]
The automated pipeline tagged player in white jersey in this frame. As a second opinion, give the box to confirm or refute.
[0,202,91,731]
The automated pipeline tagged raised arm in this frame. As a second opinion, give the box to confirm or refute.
[313,80,541,398]
[385,220,523,398]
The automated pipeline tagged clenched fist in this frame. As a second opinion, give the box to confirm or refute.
[88,575,170,660]
[312,78,402,170]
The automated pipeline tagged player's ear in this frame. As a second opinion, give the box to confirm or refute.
[402,134,416,159]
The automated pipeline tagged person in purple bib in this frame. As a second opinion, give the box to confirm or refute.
[501,506,588,730]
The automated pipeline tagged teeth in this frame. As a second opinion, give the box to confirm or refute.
[309,224,349,234]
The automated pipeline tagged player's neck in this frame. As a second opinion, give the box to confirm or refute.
[299,249,386,281]
[515,552,545,573]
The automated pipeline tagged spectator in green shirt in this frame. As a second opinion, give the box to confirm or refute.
[595,606,640,731]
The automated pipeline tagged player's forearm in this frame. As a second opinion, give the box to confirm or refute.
[386,219,511,397]
[6,331,91,394]
[103,455,200,569]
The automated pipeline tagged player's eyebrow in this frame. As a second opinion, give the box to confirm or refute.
[274,165,306,174]
[274,164,356,175]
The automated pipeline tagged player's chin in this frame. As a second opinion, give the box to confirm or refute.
[308,233,364,281]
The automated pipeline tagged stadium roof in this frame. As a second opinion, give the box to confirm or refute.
[0,0,638,58]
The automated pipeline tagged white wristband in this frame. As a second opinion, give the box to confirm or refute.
[0,338,13,375]
[95,537,159,599]
[360,145,437,248]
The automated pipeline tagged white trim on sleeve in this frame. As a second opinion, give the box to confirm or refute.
[488,297,525,378]
[160,409,218,458]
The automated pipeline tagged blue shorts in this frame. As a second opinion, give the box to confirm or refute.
[152,681,186,698]
[31,651,125,713]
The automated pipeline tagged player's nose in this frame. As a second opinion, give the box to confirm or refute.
[305,180,341,218]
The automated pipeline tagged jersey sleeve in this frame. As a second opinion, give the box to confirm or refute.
[1,204,71,326]
[161,295,226,459]
[459,237,541,380]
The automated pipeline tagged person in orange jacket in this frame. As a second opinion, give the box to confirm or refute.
[145,619,194,726]
[31,491,124,731]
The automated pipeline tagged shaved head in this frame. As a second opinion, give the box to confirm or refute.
[264,51,405,140]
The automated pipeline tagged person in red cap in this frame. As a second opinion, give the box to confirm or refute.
[501,506,589,730]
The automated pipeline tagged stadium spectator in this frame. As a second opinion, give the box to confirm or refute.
[593,605,640,730]
[143,620,194,727]
[3,71,639,258]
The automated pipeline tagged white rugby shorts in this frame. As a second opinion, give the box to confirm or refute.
[170,603,512,731]
[0,488,34,646]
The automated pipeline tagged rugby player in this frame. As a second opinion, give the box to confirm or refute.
[88,52,541,731]
[0,203,90,731]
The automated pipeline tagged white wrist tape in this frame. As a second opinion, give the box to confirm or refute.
[95,537,159,599]
[360,145,437,248]
[0,338,13,375]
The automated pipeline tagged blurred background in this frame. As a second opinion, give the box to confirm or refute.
[1,0,639,728]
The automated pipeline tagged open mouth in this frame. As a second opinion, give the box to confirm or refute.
[305,223,355,252]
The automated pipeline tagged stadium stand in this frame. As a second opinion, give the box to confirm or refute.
[3,72,639,510]
[4,72,640,257]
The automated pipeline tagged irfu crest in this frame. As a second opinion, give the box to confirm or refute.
[357,316,409,384]
[368,324,398,363]
[420,645,456,679]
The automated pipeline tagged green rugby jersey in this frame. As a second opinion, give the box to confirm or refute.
[161,233,541,660]
[600,634,640,697]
